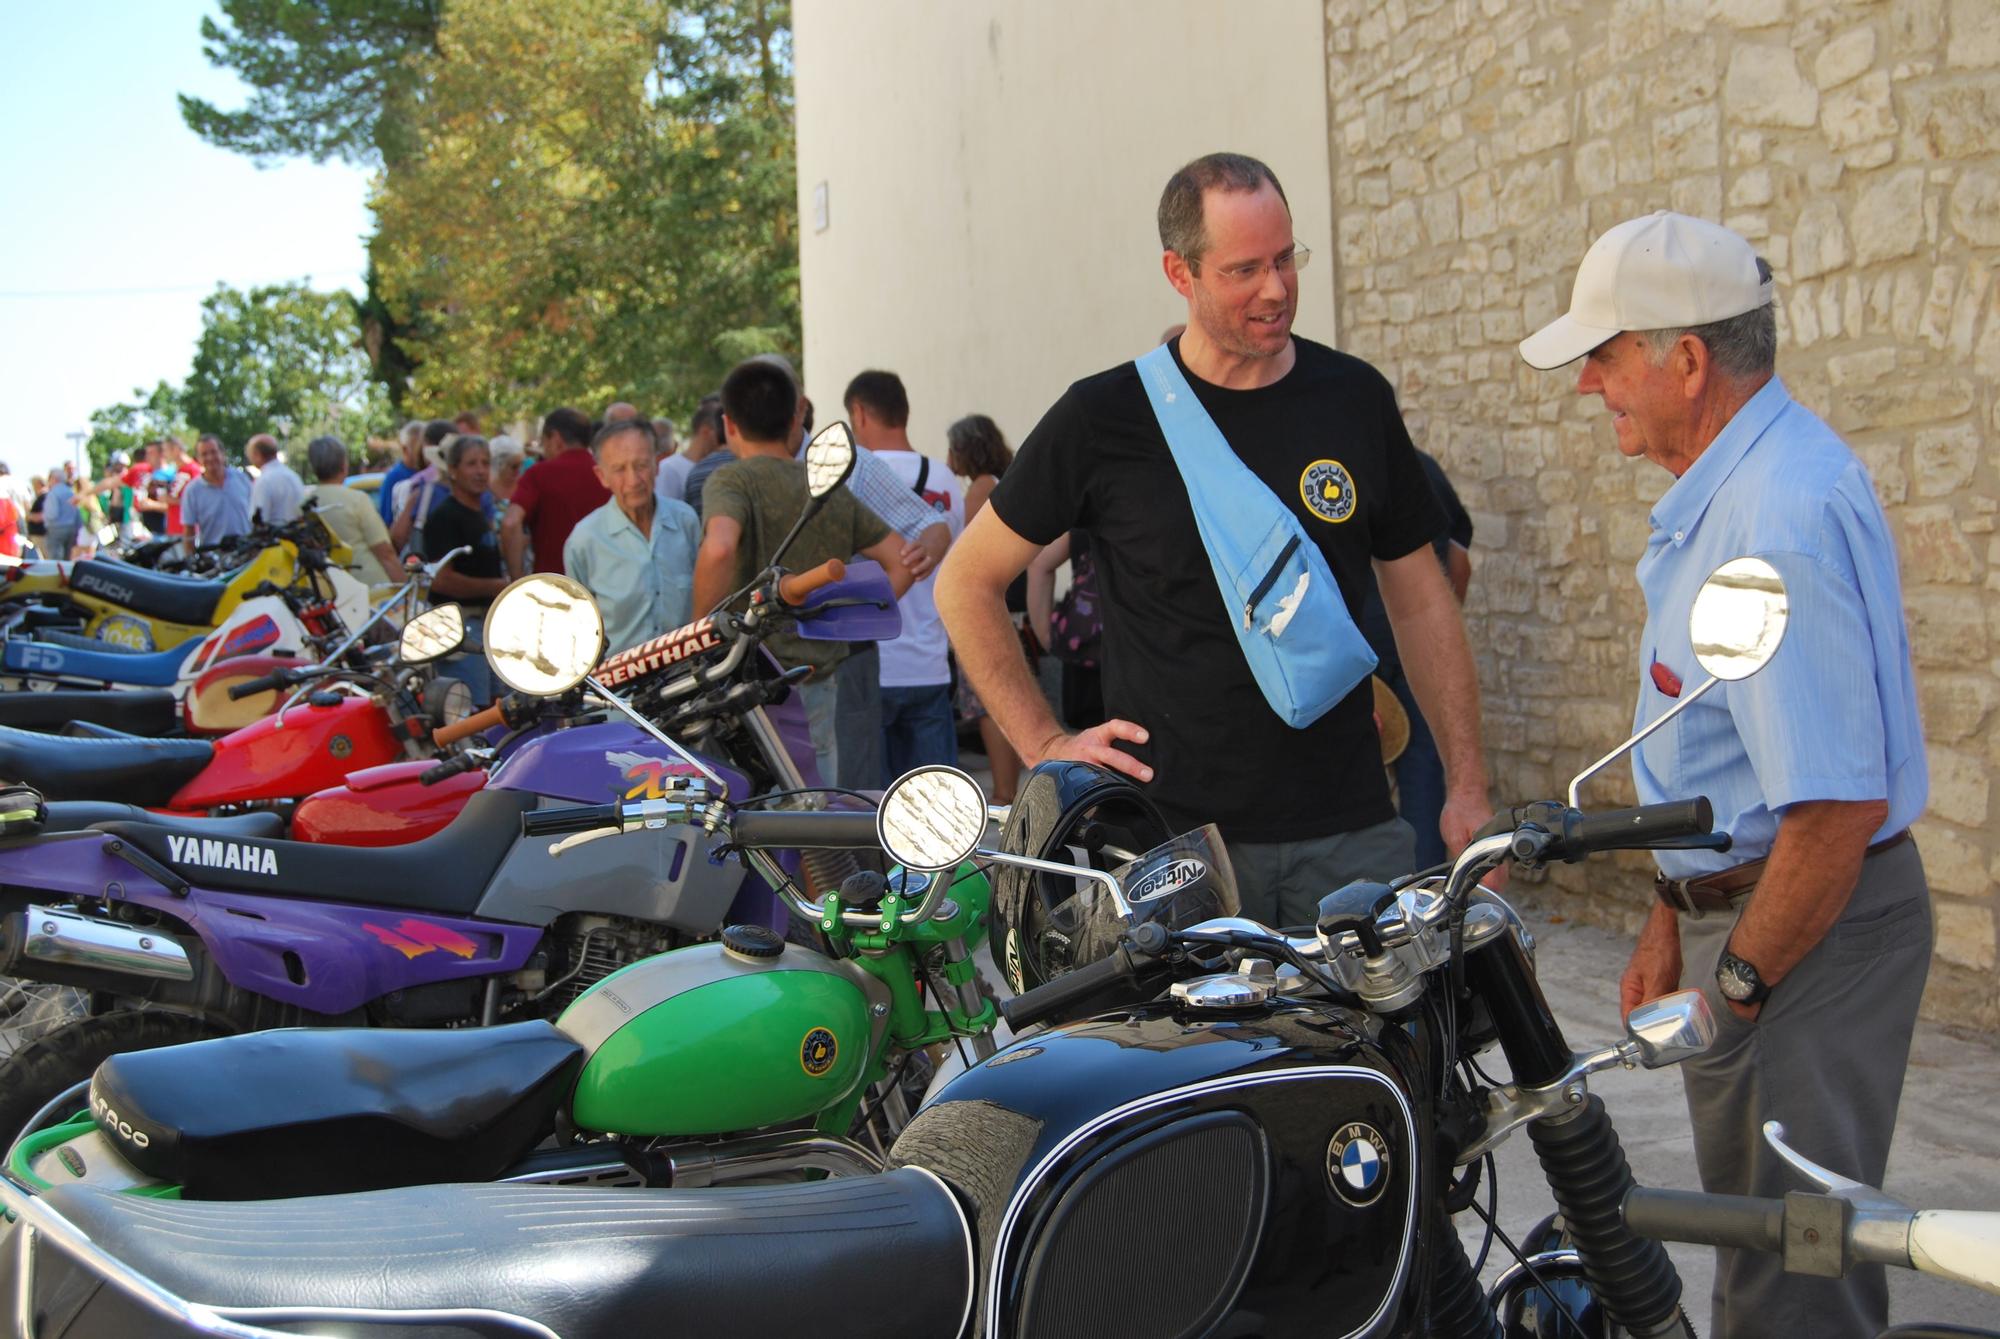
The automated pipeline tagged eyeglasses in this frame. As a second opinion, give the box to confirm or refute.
[1189,242,1312,290]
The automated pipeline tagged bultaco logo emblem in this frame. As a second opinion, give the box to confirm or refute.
[1129,857,1206,903]
[1300,459,1358,524]
[801,1027,839,1078]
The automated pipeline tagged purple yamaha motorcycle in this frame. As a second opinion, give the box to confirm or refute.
[0,426,901,1141]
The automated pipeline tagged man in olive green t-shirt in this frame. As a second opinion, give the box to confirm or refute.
[693,358,911,789]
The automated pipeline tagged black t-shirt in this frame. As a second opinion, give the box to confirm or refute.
[423,495,502,612]
[990,337,1445,844]
[1361,449,1473,675]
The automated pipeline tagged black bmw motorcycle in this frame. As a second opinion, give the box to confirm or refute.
[6,557,1992,1338]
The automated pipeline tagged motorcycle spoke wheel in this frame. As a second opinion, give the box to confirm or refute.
[0,979,88,1058]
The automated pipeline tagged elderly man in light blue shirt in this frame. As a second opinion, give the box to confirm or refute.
[1522,211,1930,1339]
[564,418,700,655]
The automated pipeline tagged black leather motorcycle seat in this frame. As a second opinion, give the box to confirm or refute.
[65,558,226,628]
[0,725,213,806]
[58,721,139,739]
[42,803,285,841]
[90,1021,584,1199]
[34,1169,972,1339]
[0,688,176,736]
[93,787,538,913]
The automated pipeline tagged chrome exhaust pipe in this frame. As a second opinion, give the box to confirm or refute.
[1,905,192,982]
[664,1131,886,1187]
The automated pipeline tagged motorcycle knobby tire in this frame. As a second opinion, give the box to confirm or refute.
[0,1010,225,1148]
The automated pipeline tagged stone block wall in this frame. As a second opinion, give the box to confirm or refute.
[1324,0,2000,1026]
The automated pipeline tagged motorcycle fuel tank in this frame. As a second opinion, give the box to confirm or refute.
[291,761,489,847]
[491,721,752,805]
[557,934,885,1137]
[171,694,403,810]
[892,1000,1422,1339]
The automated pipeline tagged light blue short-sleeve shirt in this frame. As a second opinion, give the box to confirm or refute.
[563,496,700,655]
[1631,378,1926,879]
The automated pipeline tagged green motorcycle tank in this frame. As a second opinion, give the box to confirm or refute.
[557,933,877,1136]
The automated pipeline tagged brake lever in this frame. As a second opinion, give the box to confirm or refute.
[549,826,622,857]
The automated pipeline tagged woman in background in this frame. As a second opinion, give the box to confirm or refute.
[945,413,1026,804]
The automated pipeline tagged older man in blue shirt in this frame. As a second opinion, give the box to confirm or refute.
[1522,212,1929,1339]
[564,418,700,655]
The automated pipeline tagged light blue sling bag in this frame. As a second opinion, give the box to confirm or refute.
[1134,344,1376,729]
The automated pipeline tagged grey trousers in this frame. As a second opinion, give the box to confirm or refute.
[1675,837,1932,1339]
[1230,816,1416,929]
[797,644,883,792]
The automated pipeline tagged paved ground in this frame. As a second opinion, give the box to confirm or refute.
[956,745,2000,1330]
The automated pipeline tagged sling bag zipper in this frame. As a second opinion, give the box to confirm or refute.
[1243,535,1301,630]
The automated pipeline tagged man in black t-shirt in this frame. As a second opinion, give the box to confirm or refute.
[936,152,1491,926]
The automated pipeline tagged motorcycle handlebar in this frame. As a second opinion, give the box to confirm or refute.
[730,808,880,849]
[419,752,482,786]
[777,559,845,606]
[1001,943,1154,1032]
[1623,1187,1785,1254]
[522,803,622,838]
[227,669,300,700]
[1568,798,1715,856]
[433,700,506,747]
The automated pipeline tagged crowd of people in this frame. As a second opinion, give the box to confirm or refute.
[0,431,317,565]
[351,361,1068,801]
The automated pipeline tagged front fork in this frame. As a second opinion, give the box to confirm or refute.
[1465,929,1693,1339]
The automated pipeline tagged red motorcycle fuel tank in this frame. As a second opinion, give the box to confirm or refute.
[170,695,404,810]
[291,760,487,847]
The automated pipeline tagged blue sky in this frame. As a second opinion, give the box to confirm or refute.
[0,3,374,480]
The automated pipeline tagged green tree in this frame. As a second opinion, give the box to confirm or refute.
[179,282,393,456]
[84,382,187,476]
[180,0,442,167]
[180,1,799,422]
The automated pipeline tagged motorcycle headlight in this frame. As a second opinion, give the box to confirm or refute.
[422,676,474,729]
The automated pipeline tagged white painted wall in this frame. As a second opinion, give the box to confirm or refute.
[794,0,1334,460]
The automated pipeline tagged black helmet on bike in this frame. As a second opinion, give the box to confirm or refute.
[991,761,1239,996]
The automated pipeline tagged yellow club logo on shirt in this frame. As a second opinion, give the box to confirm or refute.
[1300,460,1358,524]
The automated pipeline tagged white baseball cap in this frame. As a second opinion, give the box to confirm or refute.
[1518,211,1773,370]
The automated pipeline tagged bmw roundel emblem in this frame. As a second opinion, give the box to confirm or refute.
[1327,1121,1391,1206]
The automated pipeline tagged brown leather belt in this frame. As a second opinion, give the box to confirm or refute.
[1654,828,1911,919]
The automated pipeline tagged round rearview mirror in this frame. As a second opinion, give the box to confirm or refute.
[877,765,988,873]
[399,604,466,665]
[483,574,607,696]
[1689,557,1789,682]
[804,422,857,498]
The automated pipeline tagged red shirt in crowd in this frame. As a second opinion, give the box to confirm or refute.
[509,447,608,575]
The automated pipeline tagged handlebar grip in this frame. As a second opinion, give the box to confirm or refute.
[433,701,506,747]
[522,803,622,838]
[227,671,293,701]
[729,808,881,849]
[778,559,846,605]
[1624,1187,1785,1254]
[1000,945,1149,1032]
[1571,798,1714,854]
[419,753,478,785]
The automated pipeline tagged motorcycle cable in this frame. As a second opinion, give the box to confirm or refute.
[733,786,881,810]
[1463,1195,1594,1338]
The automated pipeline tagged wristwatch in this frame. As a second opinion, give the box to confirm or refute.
[1715,947,1771,1006]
